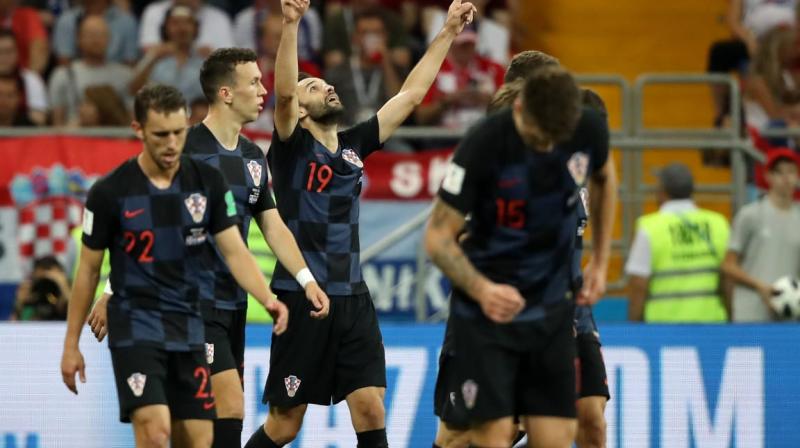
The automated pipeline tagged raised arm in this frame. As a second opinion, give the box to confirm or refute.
[61,245,104,394]
[376,0,476,143]
[214,226,288,334]
[255,209,330,318]
[273,0,310,140]
[424,199,524,323]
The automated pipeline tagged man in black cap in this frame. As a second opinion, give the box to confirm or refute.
[625,162,731,322]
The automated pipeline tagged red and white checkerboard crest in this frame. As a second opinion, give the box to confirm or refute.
[184,193,207,224]
[247,160,262,185]
[567,152,589,185]
[462,379,478,410]
[205,343,214,364]
[285,375,301,398]
[342,149,364,168]
[127,372,147,397]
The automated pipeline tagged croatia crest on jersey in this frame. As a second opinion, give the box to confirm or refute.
[184,193,207,224]
[205,343,214,364]
[567,152,589,186]
[247,160,262,185]
[342,149,364,168]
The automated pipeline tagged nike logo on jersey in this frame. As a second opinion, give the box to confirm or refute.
[124,209,145,219]
[202,401,215,410]
[497,178,522,188]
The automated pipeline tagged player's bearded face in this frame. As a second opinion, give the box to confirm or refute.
[230,62,267,123]
[139,109,188,170]
[297,78,345,125]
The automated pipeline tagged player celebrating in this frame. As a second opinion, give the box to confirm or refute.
[60,85,288,448]
[433,51,617,448]
[243,1,477,447]
[424,66,608,448]
[88,48,330,448]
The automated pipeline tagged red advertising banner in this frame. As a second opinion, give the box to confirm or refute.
[361,149,454,200]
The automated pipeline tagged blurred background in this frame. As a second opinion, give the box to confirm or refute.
[1,0,799,447]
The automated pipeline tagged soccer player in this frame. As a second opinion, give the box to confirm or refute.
[60,84,288,448]
[243,1,477,447]
[432,51,617,448]
[424,66,609,448]
[88,48,331,448]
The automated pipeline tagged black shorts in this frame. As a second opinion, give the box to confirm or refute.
[434,318,471,428]
[577,333,610,400]
[202,306,247,379]
[263,291,386,407]
[443,300,577,424]
[110,346,216,423]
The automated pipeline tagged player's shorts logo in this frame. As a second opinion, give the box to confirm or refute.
[127,372,147,397]
[342,149,364,168]
[284,375,301,398]
[248,187,261,205]
[247,160,262,185]
[184,193,207,224]
[567,152,589,185]
[461,379,478,410]
[205,343,214,365]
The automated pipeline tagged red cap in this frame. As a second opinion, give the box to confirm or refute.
[765,148,800,171]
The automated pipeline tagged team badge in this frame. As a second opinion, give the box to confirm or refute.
[342,149,364,168]
[285,375,301,398]
[205,343,214,365]
[567,152,589,185]
[127,373,147,397]
[247,160,262,185]
[184,193,207,224]
[461,379,478,410]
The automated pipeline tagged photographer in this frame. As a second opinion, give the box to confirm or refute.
[13,256,70,321]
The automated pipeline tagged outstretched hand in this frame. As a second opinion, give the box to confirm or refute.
[281,0,309,24]
[445,0,477,35]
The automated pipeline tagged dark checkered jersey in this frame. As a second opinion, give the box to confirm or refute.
[437,107,608,322]
[81,156,239,350]
[184,123,275,310]
[267,116,382,295]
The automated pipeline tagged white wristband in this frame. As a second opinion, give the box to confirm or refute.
[295,268,316,289]
[103,278,113,295]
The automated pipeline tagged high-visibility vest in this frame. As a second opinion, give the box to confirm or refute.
[637,208,730,323]
[70,226,111,300]
[245,218,278,323]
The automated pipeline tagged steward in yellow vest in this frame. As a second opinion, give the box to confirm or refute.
[625,163,730,322]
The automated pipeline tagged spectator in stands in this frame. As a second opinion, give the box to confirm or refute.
[424,0,509,64]
[323,0,411,71]
[51,0,138,66]
[708,0,797,126]
[48,15,132,127]
[234,0,322,64]
[128,5,205,106]
[415,28,504,129]
[0,29,46,124]
[13,256,70,321]
[0,74,33,125]
[743,26,800,130]
[139,0,233,57]
[0,0,48,74]
[625,163,730,323]
[324,8,402,126]
[722,150,800,321]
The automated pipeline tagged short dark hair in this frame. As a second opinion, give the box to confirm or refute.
[199,47,258,103]
[504,50,560,83]
[521,66,582,143]
[133,84,186,125]
[298,71,313,82]
[487,79,522,113]
[581,88,607,115]
[32,255,64,272]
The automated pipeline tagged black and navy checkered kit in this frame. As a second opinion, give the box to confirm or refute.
[438,108,608,323]
[184,123,275,310]
[82,156,240,351]
[267,116,382,295]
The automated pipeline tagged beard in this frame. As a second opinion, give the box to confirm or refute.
[305,100,345,125]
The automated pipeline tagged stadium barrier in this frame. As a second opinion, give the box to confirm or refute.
[0,322,797,448]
